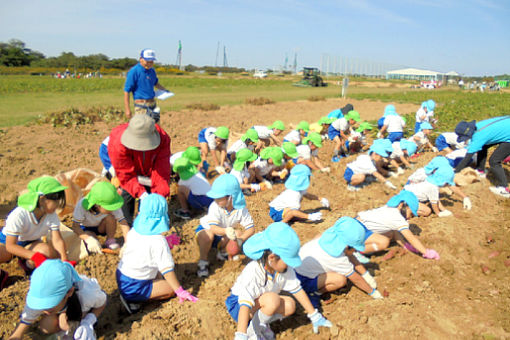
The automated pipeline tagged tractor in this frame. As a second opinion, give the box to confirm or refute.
[293,67,327,87]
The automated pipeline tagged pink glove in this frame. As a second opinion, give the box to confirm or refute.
[423,249,440,260]
[175,286,198,303]
[404,243,419,254]
[166,233,181,249]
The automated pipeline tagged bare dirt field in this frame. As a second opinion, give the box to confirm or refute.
[1,97,509,339]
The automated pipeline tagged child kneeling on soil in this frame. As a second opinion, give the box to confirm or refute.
[407,122,437,153]
[195,174,256,278]
[70,181,128,252]
[283,121,309,145]
[251,120,286,152]
[172,157,213,220]
[9,259,106,340]
[226,222,332,339]
[116,194,197,314]
[296,132,330,173]
[356,190,440,260]
[0,176,70,279]
[329,110,361,162]
[295,217,384,309]
[268,165,329,223]
[230,148,262,193]
[198,126,230,174]
[343,141,397,191]
[227,129,259,163]
[387,139,418,174]
[345,122,372,155]
[252,146,284,185]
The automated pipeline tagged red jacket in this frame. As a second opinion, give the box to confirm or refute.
[108,123,171,198]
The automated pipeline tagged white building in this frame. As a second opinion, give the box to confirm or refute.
[386,68,444,81]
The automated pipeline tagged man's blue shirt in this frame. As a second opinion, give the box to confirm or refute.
[124,63,158,100]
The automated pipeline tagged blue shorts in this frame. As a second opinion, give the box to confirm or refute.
[80,225,107,236]
[327,125,341,141]
[269,207,284,222]
[226,152,233,163]
[387,132,403,143]
[414,122,422,134]
[435,135,450,151]
[361,224,374,241]
[377,117,385,130]
[447,157,462,168]
[188,192,213,210]
[225,293,241,322]
[343,167,354,183]
[198,128,207,144]
[99,143,111,170]
[116,269,153,302]
[295,273,318,294]
[0,232,34,247]
[195,225,223,248]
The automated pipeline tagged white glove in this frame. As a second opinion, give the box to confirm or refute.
[432,147,439,152]
[250,183,261,192]
[215,166,226,174]
[84,236,103,254]
[369,289,383,299]
[308,212,323,221]
[108,166,116,177]
[396,167,405,175]
[384,180,397,189]
[262,180,273,190]
[362,271,377,289]
[320,197,330,208]
[377,132,383,139]
[320,167,330,173]
[234,332,248,340]
[388,171,398,178]
[74,313,97,340]
[463,197,472,210]
[438,210,453,217]
[225,227,237,240]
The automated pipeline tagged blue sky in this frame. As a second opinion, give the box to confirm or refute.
[1,0,509,75]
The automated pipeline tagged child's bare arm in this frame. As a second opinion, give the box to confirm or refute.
[430,202,442,215]
[293,289,315,314]
[399,229,427,255]
[70,221,89,240]
[51,230,68,261]
[347,272,373,294]
[5,236,34,260]
[372,171,387,182]
[8,322,30,340]
[163,270,182,293]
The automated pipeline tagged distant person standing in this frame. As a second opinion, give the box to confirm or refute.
[124,49,171,121]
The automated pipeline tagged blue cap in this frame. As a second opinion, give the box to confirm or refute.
[133,194,169,235]
[455,120,476,142]
[387,190,419,216]
[318,217,366,257]
[400,139,417,156]
[284,164,311,191]
[421,101,428,108]
[207,174,246,209]
[424,156,451,175]
[427,99,436,111]
[243,222,302,267]
[140,49,156,61]
[369,139,392,157]
[27,260,82,310]
[426,165,455,186]
[420,122,433,131]
[383,104,397,117]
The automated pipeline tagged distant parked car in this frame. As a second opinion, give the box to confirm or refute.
[253,70,268,78]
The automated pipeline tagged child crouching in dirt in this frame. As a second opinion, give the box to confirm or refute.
[70,181,128,252]
[195,174,256,278]
[407,122,437,153]
[226,222,332,339]
[8,259,106,340]
[356,190,440,260]
[172,156,213,220]
[295,217,384,309]
[252,120,286,152]
[345,122,372,155]
[198,126,230,174]
[268,165,329,223]
[0,176,70,279]
[296,132,331,173]
[283,121,309,145]
[226,129,259,164]
[116,194,197,314]
[388,139,418,173]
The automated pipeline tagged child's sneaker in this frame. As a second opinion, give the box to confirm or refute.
[174,209,191,220]
[119,294,140,314]
[477,170,487,179]
[0,269,9,291]
[105,238,120,250]
[197,260,209,278]
[489,186,510,198]
[216,251,229,261]
[347,184,360,192]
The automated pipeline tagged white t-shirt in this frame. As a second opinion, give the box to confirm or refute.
[203,127,228,150]
[383,115,405,133]
[169,151,184,167]
[269,189,305,211]
[408,132,428,148]
[102,136,109,146]
[331,117,349,132]
[407,168,427,184]
[252,158,275,177]
[117,229,175,280]
[21,275,107,324]
[72,198,125,227]
[415,107,428,123]
[346,154,377,175]
[253,126,272,140]
[3,207,60,242]
[441,132,465,149]
[296,144,318,160]
[230,261,302,309]
[404,181,439,203]
[296,238,354,279]
[357,206,409,234]
[227,139,248,156]
[283,130,301,144]
[178,173,211,195]
[445,148,468,160]
[230,167,251,185]
[390,141,404,159]
[199,201,254,231]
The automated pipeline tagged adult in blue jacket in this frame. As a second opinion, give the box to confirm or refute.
[454,116,510,198]
[124,49,170,120]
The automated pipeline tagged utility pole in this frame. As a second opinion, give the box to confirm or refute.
[223,46,228,67]
[215,41,220,67]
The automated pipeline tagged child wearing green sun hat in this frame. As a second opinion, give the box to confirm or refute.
[295,132,330,173]
[1,176,70,278]
[252,147,284,186]
[252,120,286,152]
[283,120,309,146]
[172,156,213,220]
[198,126,230,174]
[227,128,259,164]
[230,148,260,193]
[70,181,128,251]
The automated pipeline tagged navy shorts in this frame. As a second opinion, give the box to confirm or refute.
[116,269,153,302]
[343,167,354,183]
[327,125,341,140]
[195,225,223,248]
[296,272,319,294]
[198,128,207,144]
[387,132,403,143]
[269,207,284,222]
[225,293,241,322]
[188,192,213,210]
[435,135,450,151]
[80,225,107,236]
[377,117,385,129]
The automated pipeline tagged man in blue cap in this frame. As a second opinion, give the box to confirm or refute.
[124,49,171,120]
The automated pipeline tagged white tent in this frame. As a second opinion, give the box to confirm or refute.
[386,68,444,81]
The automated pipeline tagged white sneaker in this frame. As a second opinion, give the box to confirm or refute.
[197,261,210,278]
[347,184,360,192]
[489,186,510,198]
[477,170,487,179]
[216,251,228,261]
